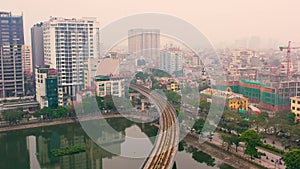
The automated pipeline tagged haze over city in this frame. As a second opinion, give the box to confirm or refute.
[2,1,300,169]
[1,0,300,48]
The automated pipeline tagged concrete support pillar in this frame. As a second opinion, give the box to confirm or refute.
[141,100,145,112]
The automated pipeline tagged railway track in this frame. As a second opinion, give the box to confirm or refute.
[130,84,179,169]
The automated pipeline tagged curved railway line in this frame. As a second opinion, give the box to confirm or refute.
[130,84,179,169]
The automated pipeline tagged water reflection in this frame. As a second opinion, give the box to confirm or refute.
[176,141,235,169]
[0,118,234,169]
[0,118,155,169]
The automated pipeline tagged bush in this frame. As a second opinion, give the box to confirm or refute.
[259,143,284,155]
[51,145,86,157]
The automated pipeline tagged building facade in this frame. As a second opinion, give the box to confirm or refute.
[290,96,300,121]
[0,11,24,98]
[128,28,160,58]
[42,17,100,100]
[201,87,248,112]
[35,66,58,109]
[83,57,100,89]
[159,47,183,75]
[166,79,179,92]
[94,75,124,97]
[22,45,32,74]
[31,23,44,71]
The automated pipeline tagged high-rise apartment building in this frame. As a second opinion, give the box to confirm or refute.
[31,23,44,71]
[128,28,160,58]
[42,17,100,100]
[22,45,32,74]
[159,47,183,75]
[0,12,24,98]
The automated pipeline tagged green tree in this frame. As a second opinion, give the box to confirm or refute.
[199,100,210,113]
[165,91,181,105]
[104,96,116,110]
[221,133,233,151]
[232,135,240,152]
[151,68,171,77]
[2,109,23,124]
[239,130,262,159]
[290,124,300,141]
[135,72,149,81]
[283,149,300,169]
[236,119,251,134]
[269,111,295,137]
[56,106,68,117]
[193,119,205,132]
[33,107,53,119]
[250,112,269,133]
[178,142,185,152]
[220,109,242,133]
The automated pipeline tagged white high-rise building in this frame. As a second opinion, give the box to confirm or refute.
[159,47,183,75]
[43,17,100,100]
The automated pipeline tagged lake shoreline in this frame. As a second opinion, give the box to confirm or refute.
[0,115,268,169]
[183,134,267,169]
[0,114,125,133]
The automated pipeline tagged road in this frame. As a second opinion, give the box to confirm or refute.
[130,84,179,169]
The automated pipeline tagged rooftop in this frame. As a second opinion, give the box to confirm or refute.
[201,88,246,100]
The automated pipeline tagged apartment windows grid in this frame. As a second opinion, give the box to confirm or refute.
[42,17,100,100]
[0,11,24,98]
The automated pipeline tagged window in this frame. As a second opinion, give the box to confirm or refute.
[292,107,295,110]
[293,100,296,103]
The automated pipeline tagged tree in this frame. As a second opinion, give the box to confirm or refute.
[199,100,210,113]
[104,96,116,110]
[151,68,171,77]
[239,130,262,159]
[236,119,251,134]
[221,133,233,151]
[290,124,300,141]
[135,72,149,81]
[220,109,242,133]
[178,142,185,152]
[193,119,205,132]
[2,109,23,124]
[232,135,240,152]
[250,112,269,133]
[269,111,295,137]
[165,91,181,105]
[283,149,300,169]
[56,106,68,118]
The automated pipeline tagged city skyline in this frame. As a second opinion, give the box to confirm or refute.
[1,2,300,169]
[1,0,300,48]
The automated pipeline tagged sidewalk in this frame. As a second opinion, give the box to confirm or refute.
[211,132,285,169]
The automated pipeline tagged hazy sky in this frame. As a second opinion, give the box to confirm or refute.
[1,0,300,47]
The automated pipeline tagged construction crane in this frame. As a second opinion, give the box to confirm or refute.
[279,41,300,76]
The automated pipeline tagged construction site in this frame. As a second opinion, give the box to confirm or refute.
[216,41,300,112]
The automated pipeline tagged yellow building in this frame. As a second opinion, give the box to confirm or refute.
[166,79,179,92]
[227,96,248,111]
[200,87,248,111]
[290,96,300,121]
